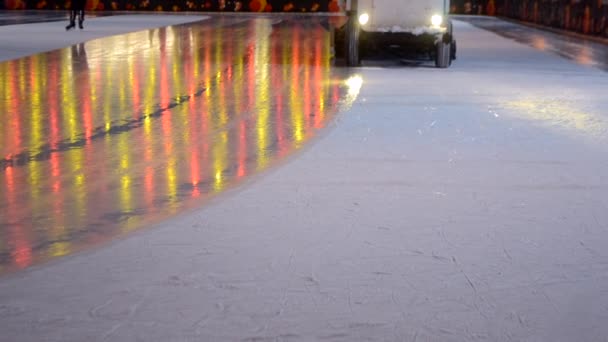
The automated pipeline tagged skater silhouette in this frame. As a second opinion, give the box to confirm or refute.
[66,0,86,30]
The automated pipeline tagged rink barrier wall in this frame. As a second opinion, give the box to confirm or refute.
[3,0,607,39]
[1,0,342,12]
[451,0,608,39]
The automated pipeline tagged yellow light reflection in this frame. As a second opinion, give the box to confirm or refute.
[255,22,271,169]
[212,132,228,191]
[214,170,223,188]
[0,20,352,274]
[504,96,606,138]
[18,60,26,94]
[28,56,43,203]
[166,164,178,204]
[75,174,84,186]
[30,56,43,150]
[121,174,132,211]
[117,125,133,224]
[48,241,70,257]
[290,28,304,144]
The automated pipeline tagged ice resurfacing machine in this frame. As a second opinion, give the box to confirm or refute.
[336,0,456,67]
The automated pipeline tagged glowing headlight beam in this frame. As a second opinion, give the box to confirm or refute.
[431,14,443,27]
[346,75,363,97]
[359,13,369,26]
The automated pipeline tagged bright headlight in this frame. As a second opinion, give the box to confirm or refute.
[358,13,369,25]
[431,14,443,27]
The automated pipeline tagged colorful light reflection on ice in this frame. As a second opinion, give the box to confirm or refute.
[0,18,355,273]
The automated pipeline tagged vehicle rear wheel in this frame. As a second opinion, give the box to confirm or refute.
[447,20,457,61]
[345,16,360,67]
[435,41,451,68]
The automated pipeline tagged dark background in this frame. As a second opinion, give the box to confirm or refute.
[2,0,607,38]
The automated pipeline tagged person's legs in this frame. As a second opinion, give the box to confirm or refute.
[66,10,76,30]
[78,9,84,29]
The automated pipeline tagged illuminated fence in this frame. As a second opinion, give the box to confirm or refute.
[451,0,608,38]
[2,0,342,11]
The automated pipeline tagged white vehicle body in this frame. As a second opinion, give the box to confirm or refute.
[356,0,448,36]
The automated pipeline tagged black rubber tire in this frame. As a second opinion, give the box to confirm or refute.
[435,41,451,68]
[345,16,360,67]
[448,20,456,61]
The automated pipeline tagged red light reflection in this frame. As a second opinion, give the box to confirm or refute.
[0,17,353,274]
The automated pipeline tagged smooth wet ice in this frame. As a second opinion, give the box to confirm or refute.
[0,16,355,273]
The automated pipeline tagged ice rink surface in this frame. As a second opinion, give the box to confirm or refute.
[0,13,207,61]
[1,13,608,342]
